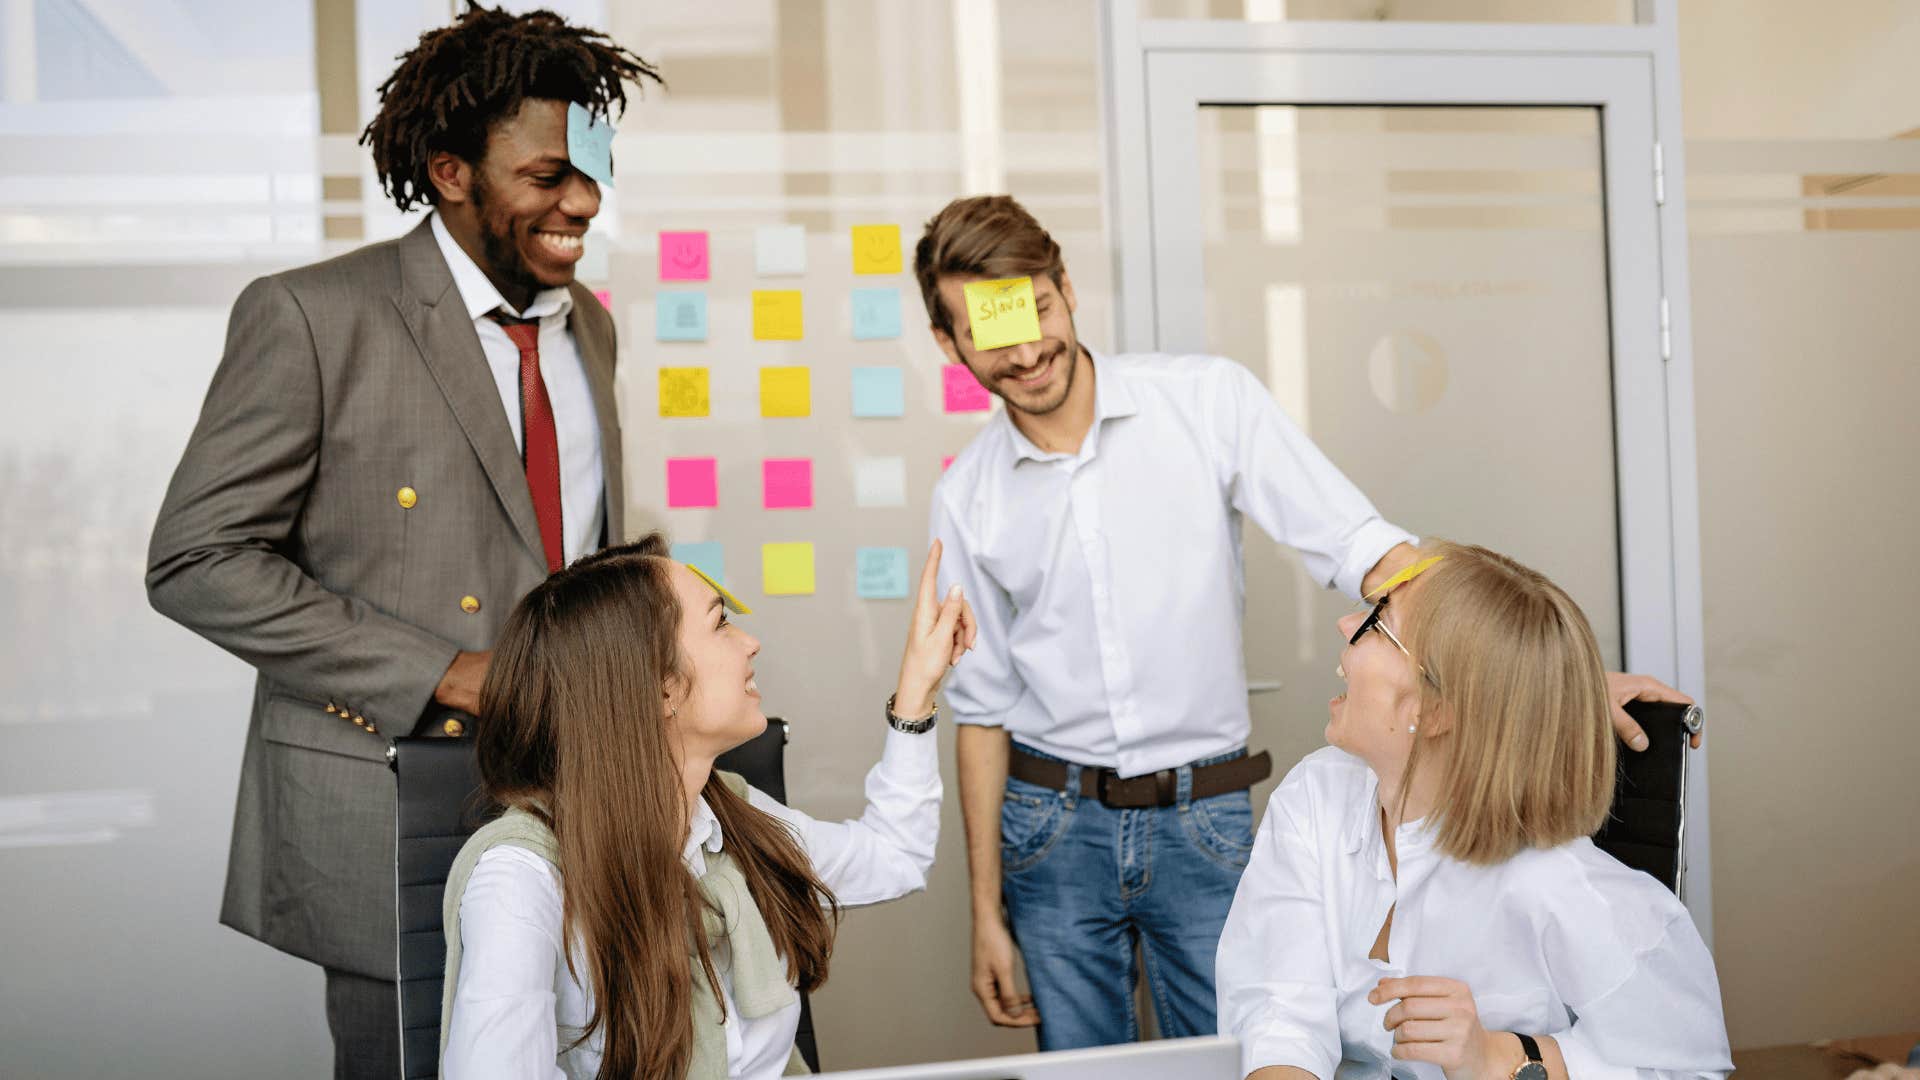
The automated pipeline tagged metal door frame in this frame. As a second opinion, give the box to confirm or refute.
[1099,0,1713,940]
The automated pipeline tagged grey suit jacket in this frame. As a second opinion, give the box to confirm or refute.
[146,219,625,978]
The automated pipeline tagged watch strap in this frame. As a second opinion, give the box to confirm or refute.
[1515,1033,1543,1064]
[885,693,937,734]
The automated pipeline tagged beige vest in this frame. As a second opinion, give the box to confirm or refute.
[440,772,810,1078]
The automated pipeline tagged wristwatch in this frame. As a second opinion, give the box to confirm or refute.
[1509,1034,1548,1080]
[885,693,938,734]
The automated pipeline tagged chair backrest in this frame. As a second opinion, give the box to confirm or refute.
[390,718,815,1079]
[1592,700,1702,897]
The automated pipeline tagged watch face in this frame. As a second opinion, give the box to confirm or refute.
[1515,1062,1550,1080]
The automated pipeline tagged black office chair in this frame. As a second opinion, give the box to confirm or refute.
[1592,699,1704,897]
[390,718,819,1079]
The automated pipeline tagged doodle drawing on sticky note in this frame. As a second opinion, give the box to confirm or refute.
[851,224,902,275]
[659,231,709,281]
[658,367,710,417]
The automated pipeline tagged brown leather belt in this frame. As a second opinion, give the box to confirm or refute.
[1009,745,1273,809]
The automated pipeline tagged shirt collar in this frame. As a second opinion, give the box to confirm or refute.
[1004,346,1140,466]
[429,210,574,324]
[684,795,727,866]
[1344,766,1439,867]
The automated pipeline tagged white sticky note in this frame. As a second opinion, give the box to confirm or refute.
[756,224,807,276]
[853,457,908,508]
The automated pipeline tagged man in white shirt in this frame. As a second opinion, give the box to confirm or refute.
[912,195,1690,1051]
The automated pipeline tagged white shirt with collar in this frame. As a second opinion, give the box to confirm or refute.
[441,727,941,1080]
[430,212,604,563]
[1216,747,1733,1080]
[931,349,1415,778]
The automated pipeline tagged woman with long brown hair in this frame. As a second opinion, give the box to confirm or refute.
[1216,542,1732,1080]
[440,534,974,1079]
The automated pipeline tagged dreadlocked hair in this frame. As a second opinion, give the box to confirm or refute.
[361,3,663,212]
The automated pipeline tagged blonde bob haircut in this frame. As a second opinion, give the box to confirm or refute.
[1394,541,1615,865]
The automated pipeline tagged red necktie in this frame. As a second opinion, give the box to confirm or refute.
[491,313,565,572]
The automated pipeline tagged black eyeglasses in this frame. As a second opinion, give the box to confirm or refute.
[1349,595,1440,690]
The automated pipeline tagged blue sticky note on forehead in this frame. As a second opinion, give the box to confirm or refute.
[566,102,615,187]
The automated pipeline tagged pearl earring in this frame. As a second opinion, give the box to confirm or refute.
[1336,663,1346,679]
[1408,723,1418,734]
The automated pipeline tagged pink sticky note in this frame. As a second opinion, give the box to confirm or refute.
[943,364,992,413]
[666,458,718,508]
[942,455,955,472]
[762,458,813,510]
[659,231,709,281]
[593,289,611,309]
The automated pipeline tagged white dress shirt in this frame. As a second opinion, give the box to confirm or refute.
[1216,747,1733,1080]
[430,212,605,563]
[931,350,1414,778]
[441,727,941,1080]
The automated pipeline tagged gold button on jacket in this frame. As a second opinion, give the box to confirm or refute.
[459,595,481,614]
[443,717,466,737]
[396,486,418,509]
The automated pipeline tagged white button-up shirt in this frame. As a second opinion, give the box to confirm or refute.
[430,212,605,563]
[1216,747,1733,1080]
[442,727,941,1080]
[931,350,1414,778]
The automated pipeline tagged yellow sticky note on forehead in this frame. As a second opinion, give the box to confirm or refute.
[686,563,752,615]
[963,276,1042,352]
[1365,554,1445,600]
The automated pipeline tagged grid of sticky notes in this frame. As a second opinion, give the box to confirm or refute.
[654,224,979,600]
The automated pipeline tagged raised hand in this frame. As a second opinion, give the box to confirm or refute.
[893,539,977,719]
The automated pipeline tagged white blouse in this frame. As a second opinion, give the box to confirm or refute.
[442,727,941,1079]
[1216,748,1732,1080]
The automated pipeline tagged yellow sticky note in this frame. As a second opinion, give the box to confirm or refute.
[753,290,804,340]
[963,276,1042,352]
[658,367,710,417]
[851,224,902,275]
[1365,554,1445,600]
[762,542,816,596]
[686,563,752,614]
[760,366,811,418]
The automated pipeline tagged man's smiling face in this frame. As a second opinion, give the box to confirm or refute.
[435,97,600,307]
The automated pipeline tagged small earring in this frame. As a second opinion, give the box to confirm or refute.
[1408,723,1418,734]
[1335,663,1346,678]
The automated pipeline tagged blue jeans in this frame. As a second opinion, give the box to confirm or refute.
[1000,745,1256,1051]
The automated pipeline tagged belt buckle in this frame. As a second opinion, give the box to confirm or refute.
[1095,768,1117,807]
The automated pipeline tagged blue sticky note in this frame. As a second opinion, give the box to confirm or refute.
[850,366,905,418]
[856,547,911,600]
[566,102,616,187]
[851,287,903,340]
[672,541,725,586]
[656,291,708,342]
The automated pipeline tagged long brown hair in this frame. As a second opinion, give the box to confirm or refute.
[1393,541,1616,864]
[476,534,839,1079]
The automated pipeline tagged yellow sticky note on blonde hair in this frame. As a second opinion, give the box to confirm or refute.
[963,276,1042,352]
[686,563,752,614]
[1366,553,1444,600]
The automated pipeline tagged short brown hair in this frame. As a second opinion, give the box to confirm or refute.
[914,195,1066,337]
[1394,541,1616,864]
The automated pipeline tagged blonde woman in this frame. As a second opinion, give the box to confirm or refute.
[1216,543,1732,1080]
